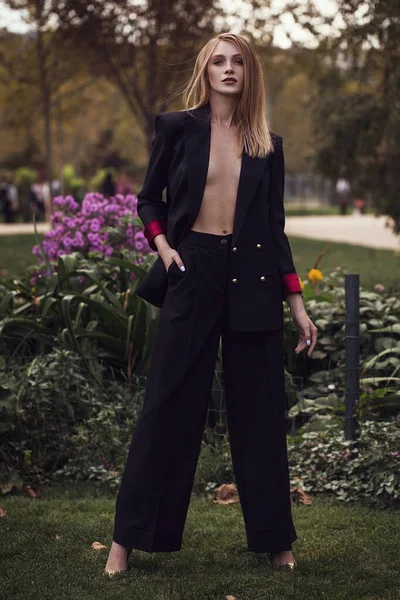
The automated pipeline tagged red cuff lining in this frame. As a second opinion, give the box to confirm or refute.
[144,219,167,251]
[281,273,302,298]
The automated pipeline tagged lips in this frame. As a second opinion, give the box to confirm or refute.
[223,78,237,82]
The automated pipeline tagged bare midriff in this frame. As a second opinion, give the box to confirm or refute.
[190,121,242,236]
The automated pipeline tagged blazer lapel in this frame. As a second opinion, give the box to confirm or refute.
[184,101,269,245]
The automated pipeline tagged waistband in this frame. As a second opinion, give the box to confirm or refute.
[180,229,233,249]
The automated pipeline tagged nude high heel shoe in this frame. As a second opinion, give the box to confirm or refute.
[104,547,132,576]
[268,551,296,571]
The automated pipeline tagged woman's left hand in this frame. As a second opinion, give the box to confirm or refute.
[290,308,318,357]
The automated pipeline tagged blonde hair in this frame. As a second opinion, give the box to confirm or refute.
[179,33,274,158]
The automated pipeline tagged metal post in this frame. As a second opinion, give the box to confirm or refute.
[344,274,360,440]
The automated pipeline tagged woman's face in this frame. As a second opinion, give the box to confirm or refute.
[207,40,244,97]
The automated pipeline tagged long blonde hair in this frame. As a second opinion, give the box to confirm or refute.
[179,33,274,158]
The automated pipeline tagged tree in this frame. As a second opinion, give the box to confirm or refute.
[54,0,220,153]
[54,0,302,152]
[0,1,93,203]
[290,0,400,234]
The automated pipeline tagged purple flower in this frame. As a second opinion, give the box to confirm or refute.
[51,211,63,222]
[32,192,152,273]
[62,216,76,228]
[103,245,114,257]
[90,219,101,232]
[66,196,79,211]
[53,196,66,207]
[87,232,100,244]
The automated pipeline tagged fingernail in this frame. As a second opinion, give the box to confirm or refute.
[180,265,185,272]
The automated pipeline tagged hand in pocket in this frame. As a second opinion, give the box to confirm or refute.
[161,249,185,273]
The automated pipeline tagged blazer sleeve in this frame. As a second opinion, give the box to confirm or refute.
[268,134,303,299]
[137,114,170,251]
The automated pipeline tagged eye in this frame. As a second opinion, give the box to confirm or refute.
[212,57,243,65]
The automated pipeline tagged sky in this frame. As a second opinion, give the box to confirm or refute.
[0,0,340,48]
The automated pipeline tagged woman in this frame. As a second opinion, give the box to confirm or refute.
[105,32,318,575]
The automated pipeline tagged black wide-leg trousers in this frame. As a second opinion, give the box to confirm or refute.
[113,229,297,553]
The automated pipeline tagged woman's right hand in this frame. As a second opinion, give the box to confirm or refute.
[160,247,185,273]
[153,233,186,273]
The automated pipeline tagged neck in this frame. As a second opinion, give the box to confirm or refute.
[208,95,239,127]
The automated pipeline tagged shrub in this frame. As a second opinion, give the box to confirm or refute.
[31,192,151,283]
[287,419,400,507]
[0,349,145,493]
[283,266,400,433]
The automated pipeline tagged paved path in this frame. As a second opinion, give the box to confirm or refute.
[0,214,399,251]
[284,214,400,251]
[0,223,50,236]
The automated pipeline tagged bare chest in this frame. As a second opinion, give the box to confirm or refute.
[191,122,243,234]
[206,125,242,187]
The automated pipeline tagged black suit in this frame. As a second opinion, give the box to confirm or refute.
[135,101,302,331]
[112,103,299,554]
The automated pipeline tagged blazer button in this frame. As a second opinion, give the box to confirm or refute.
[232,278,238,284]
[256,243,262,249]
[232,246,237,252]
[260,276,266,281]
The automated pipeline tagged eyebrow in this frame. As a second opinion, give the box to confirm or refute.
[211,53,242,59]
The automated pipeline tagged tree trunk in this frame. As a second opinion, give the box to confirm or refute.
[36,10,53,213]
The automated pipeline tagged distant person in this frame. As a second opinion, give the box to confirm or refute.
[0,179,14,223]
[353,198,366,215]
[117,172,133,196]
[52,179,61,196]
[336,177,351,215]
[41,180,60,221]
[30,183,46,222]
[101,173,116,198]
[8,182,19,217]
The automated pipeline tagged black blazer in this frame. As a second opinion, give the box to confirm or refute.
[135,101,302,331]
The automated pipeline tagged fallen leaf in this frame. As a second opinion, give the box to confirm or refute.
[291,485,313,505]
[0,506,7,518]
[123,289,131,311]
[55,535,61,540]
[226,596,237,600]
[24,485,40,498]
[91,541,107,550]
[213,483,240,505]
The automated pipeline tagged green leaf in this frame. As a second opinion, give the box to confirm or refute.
[106,257,148,279]
[59,293,127,336]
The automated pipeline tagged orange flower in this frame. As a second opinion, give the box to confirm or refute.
[308,268,323,283]
[298,276,305,289]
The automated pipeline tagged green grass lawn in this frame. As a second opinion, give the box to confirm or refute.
[0,233,399,294]
[290,237,400,294]
[0,482,398,600]
[0,233,44,277]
